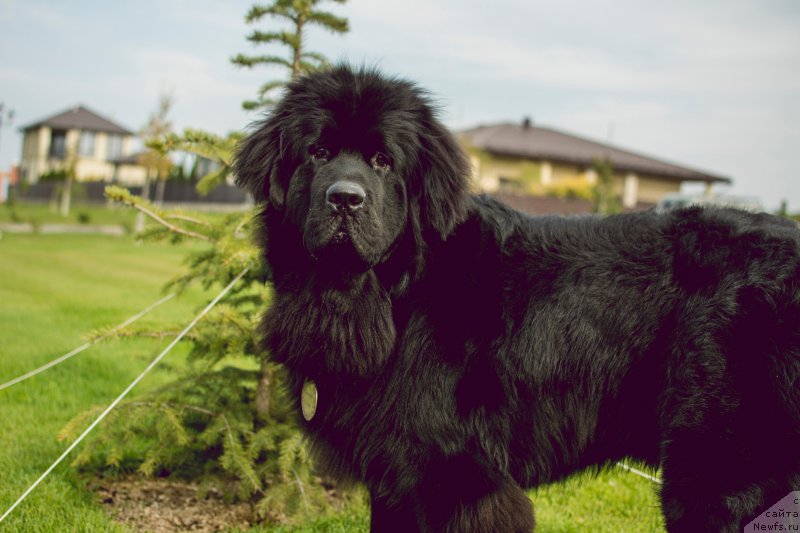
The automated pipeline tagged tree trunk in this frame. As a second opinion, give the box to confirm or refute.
[291,19,304,78]
[60,176,72,217]
[155,177,166,206]
[135,174,152,233]
[254,358,272,420]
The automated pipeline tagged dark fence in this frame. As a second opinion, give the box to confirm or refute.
[14,181,249,205]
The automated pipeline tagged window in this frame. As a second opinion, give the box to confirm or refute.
[49,130,67,159]
[106,134,123,160]
[78,131,96,157]
[498,176,522,194]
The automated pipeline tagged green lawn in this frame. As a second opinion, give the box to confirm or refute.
[1,200,138,227]
[0,200,243,230]
[0,233,211,531]
[0,232,665,532]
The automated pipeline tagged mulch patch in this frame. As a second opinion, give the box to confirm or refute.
[93,478,256,532]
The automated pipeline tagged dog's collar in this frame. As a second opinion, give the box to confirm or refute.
[301,379,318,421]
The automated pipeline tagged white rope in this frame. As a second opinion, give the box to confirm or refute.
[0,293,176,392]
[0,268,248,525]
[616,461,663,484]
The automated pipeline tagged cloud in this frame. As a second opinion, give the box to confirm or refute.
[556,97,800,207]
[159,0,248,33]
[348,0,800,95]
[103,46,254,134]
[1,1,71,30]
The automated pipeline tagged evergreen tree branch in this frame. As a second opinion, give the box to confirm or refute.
[306,10,348,33]
[245,2,294,23]
[196,167,231,196]
[242,99,272,111]
[246,30,300,48]
[257,80,287,98]
[166,213,212,227]
[105,186,213,242]
[299,60,325,73]
[231,54,293,69]
[301,51,328,65]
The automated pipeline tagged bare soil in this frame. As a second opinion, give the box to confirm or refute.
[93,478,256,533]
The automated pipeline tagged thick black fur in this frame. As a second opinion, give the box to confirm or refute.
[235,65,800,532]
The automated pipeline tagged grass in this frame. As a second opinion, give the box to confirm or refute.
[0,200,245,230]
[0,200,139,227]
[531,468,664,531]
[0,230,665,532]
[0,233,210,531]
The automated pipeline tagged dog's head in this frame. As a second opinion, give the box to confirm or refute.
[234,65,471,274]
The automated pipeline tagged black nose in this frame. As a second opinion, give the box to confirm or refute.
[326,181,366,212]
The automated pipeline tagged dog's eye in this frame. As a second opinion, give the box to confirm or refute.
[371,152,391,170]
[311,146,329,161]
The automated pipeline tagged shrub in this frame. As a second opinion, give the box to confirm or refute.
[545,177,594,200]
[61,187,337,525]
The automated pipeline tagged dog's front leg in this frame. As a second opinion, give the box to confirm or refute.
[370,478,534,533]
[369,451,535,533]
[370,489,425,533]
[430,477,535,533]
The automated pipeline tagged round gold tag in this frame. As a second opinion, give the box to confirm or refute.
[301,380,318,421]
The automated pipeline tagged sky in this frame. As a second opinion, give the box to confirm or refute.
[1,0,798,210]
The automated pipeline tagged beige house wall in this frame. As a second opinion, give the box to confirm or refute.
[114,164,148,185]
[469,147,687,207]
[473,153,537,192]
[20,129,44,182]
[636,174,681,204]
[20,125,146,185]
[474,154,600,195]
[75,159,113,181]
[550,163,584,184]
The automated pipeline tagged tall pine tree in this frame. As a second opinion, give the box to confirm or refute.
[231,0,349,110]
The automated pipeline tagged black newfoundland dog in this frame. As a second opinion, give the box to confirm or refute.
[234,65,800,532]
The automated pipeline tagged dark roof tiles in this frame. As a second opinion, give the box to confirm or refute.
[20,105,133,136]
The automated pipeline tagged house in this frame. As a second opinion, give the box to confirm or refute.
[460,118,731,209]
[18,105,146,185]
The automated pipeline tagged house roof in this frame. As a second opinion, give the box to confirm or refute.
[460,121,731,184]
[19,105,134,136]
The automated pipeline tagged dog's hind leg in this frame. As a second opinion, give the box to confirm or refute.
[658,376,799,533]
[660,467,757,532]
[661,467,800,532]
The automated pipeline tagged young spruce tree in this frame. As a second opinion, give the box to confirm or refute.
[231,0,349,110]
[60,2,352,525]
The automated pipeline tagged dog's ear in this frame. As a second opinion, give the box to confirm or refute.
[233,117,286,207]
[416,117,472,239]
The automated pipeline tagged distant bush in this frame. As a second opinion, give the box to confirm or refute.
[39,169,70,181]
[545,177,594,200]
